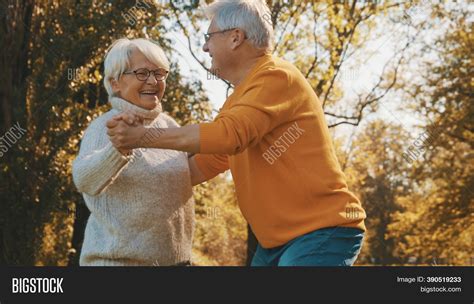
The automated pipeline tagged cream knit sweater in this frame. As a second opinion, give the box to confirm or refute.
[72,97,194,266]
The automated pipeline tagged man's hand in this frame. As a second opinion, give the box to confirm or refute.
[107,111,201,153]
[106,111,147,152]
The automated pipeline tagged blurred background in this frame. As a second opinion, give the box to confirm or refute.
[0,0,472,266]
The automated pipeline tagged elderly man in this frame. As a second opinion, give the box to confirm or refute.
[107,0,366,266]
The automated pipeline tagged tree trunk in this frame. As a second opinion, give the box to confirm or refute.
[67,202,90,266]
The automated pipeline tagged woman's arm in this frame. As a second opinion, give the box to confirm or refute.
[188,156,209,186]
[72,115,133,196]
[188,153,229,186]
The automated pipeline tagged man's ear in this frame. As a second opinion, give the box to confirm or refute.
[111,78,120,94]
[230,29,246,50]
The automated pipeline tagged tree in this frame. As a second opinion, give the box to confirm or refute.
[387,6,473,265]
[0,0,212,265]
[192,174,247,266]
[341,120,412,265]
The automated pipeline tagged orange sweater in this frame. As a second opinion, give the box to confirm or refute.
[195,54,366,248]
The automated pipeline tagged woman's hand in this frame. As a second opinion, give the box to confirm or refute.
[107,112,201,153]
[106,112,147,151]
[112,111,142,126]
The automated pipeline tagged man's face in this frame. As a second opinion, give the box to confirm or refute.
[202,20,231,78]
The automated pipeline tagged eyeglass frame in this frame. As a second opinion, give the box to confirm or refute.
[122,68,169,81]
[204,28,239,43]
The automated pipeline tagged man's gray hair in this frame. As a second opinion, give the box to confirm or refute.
[204,0,274,52]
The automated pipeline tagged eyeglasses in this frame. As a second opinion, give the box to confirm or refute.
[123,68,169,81]
[204,28,237,42]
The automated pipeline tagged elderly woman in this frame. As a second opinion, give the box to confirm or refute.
[72,38,197,266]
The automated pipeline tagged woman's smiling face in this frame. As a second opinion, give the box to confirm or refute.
[111,48,167,110]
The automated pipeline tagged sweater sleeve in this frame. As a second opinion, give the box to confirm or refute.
[199,69,293,155]
[159,112,180,128]
[72,114,133,196]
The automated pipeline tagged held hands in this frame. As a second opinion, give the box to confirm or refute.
[106,111,147,155]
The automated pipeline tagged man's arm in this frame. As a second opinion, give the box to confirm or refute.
[106,113,200,153]
[140,124,200,153]
[106,113,226,186]
[107,67,290,155]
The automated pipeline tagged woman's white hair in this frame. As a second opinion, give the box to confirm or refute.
[103,38,170,97]
[204,0,274,51]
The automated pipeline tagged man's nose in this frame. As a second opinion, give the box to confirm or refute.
[203,41,209,53]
